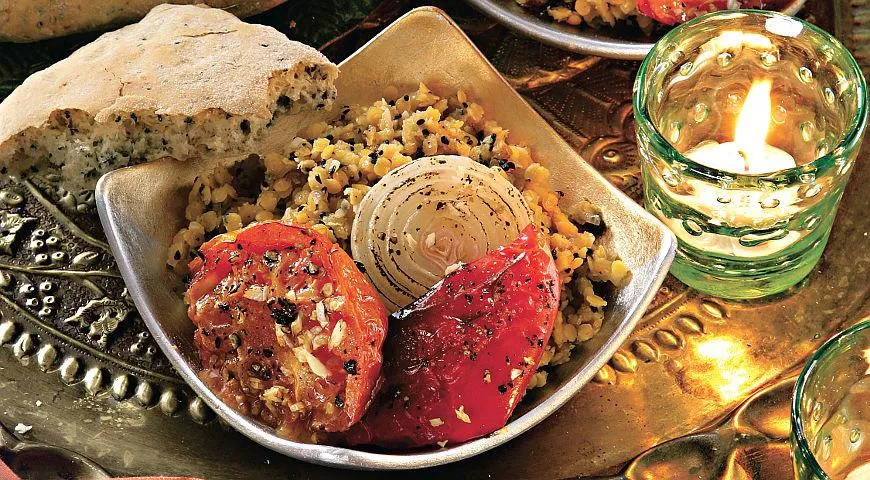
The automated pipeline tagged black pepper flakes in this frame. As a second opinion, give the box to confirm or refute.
[343,359,358,375]
[269,298,297,326]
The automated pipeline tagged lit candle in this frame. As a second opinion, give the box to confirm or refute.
[683,80,796,174]
[662,79,801,257]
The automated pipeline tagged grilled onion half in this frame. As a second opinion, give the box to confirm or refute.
[351,155,533,312]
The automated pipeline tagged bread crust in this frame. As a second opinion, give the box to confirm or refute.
[0,3,337,163]
[0,0,288,43]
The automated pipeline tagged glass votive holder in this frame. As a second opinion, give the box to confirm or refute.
[633,10,867,299]
[791,321,870,480]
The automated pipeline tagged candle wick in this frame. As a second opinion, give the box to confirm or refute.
[737,149,750,173]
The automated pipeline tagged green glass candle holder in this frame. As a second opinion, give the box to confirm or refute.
[633,10,867,299]
[791,321,870,480]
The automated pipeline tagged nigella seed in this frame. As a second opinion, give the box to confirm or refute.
[344,359,358,375]
[440,136,449,145]
[240,119,251,134]
[263,348,273,357]
[354,261,366,273]
[416,118,425,125]
[184,117,194,124]
[334,395,344,408]
[270,298,297,325]
[498,384,507,394]
[214,336,222,348]
[421,128,430,136]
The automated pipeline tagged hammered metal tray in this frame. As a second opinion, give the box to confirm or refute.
[0,0,866,478]
[96,7,675,469]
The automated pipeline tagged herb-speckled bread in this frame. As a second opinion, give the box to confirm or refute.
[0,3,338,193]
[0,0,288,43]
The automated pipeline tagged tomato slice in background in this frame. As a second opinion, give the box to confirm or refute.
[344,224,559,448]
[187,222,388,439]
[635,0,785,25]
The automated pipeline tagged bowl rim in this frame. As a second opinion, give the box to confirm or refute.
[97,5,676,470]
[790,320,870,479]
[632,9,868,186]
[463,0,807,60]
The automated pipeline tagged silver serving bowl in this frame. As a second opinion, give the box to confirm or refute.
[463,0,807,59]
[95,7,675,470]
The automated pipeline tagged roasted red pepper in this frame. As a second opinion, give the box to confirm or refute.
[187,222,388,439]
[344,224,559,448]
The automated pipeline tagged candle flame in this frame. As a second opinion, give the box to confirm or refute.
[733,80,773,173]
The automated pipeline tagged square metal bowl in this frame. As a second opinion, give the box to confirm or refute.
[95,6,675,470]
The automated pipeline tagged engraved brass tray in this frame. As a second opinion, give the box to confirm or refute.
[0,0,867,478]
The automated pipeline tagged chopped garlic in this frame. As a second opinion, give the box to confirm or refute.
[293,347,330,378]
[290,314,303,335]
[483,369,491,383]
[275,324,288,346]
[454,405,471,423]
[261,386,286,403]
[329,320,346,350]
[425,232,437,248]
[294,287,317,302]
[243,285,269,301]
[285,290,297,302]
[437,440,448,448]
[324,295,345,312]
[321,283,334,296]
[510,368,523,380]
[429,418,444,427]
[315,301,327,326]
[312,333,329,350]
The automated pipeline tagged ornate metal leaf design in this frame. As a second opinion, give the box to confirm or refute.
[64,298,132,348]
[0,211,36,254]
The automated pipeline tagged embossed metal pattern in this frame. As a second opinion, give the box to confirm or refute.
[0,0,866,478]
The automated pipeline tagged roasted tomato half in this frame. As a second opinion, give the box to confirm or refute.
[187,221,388,439]
[636,0,773,25]
[344,224,559,448]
